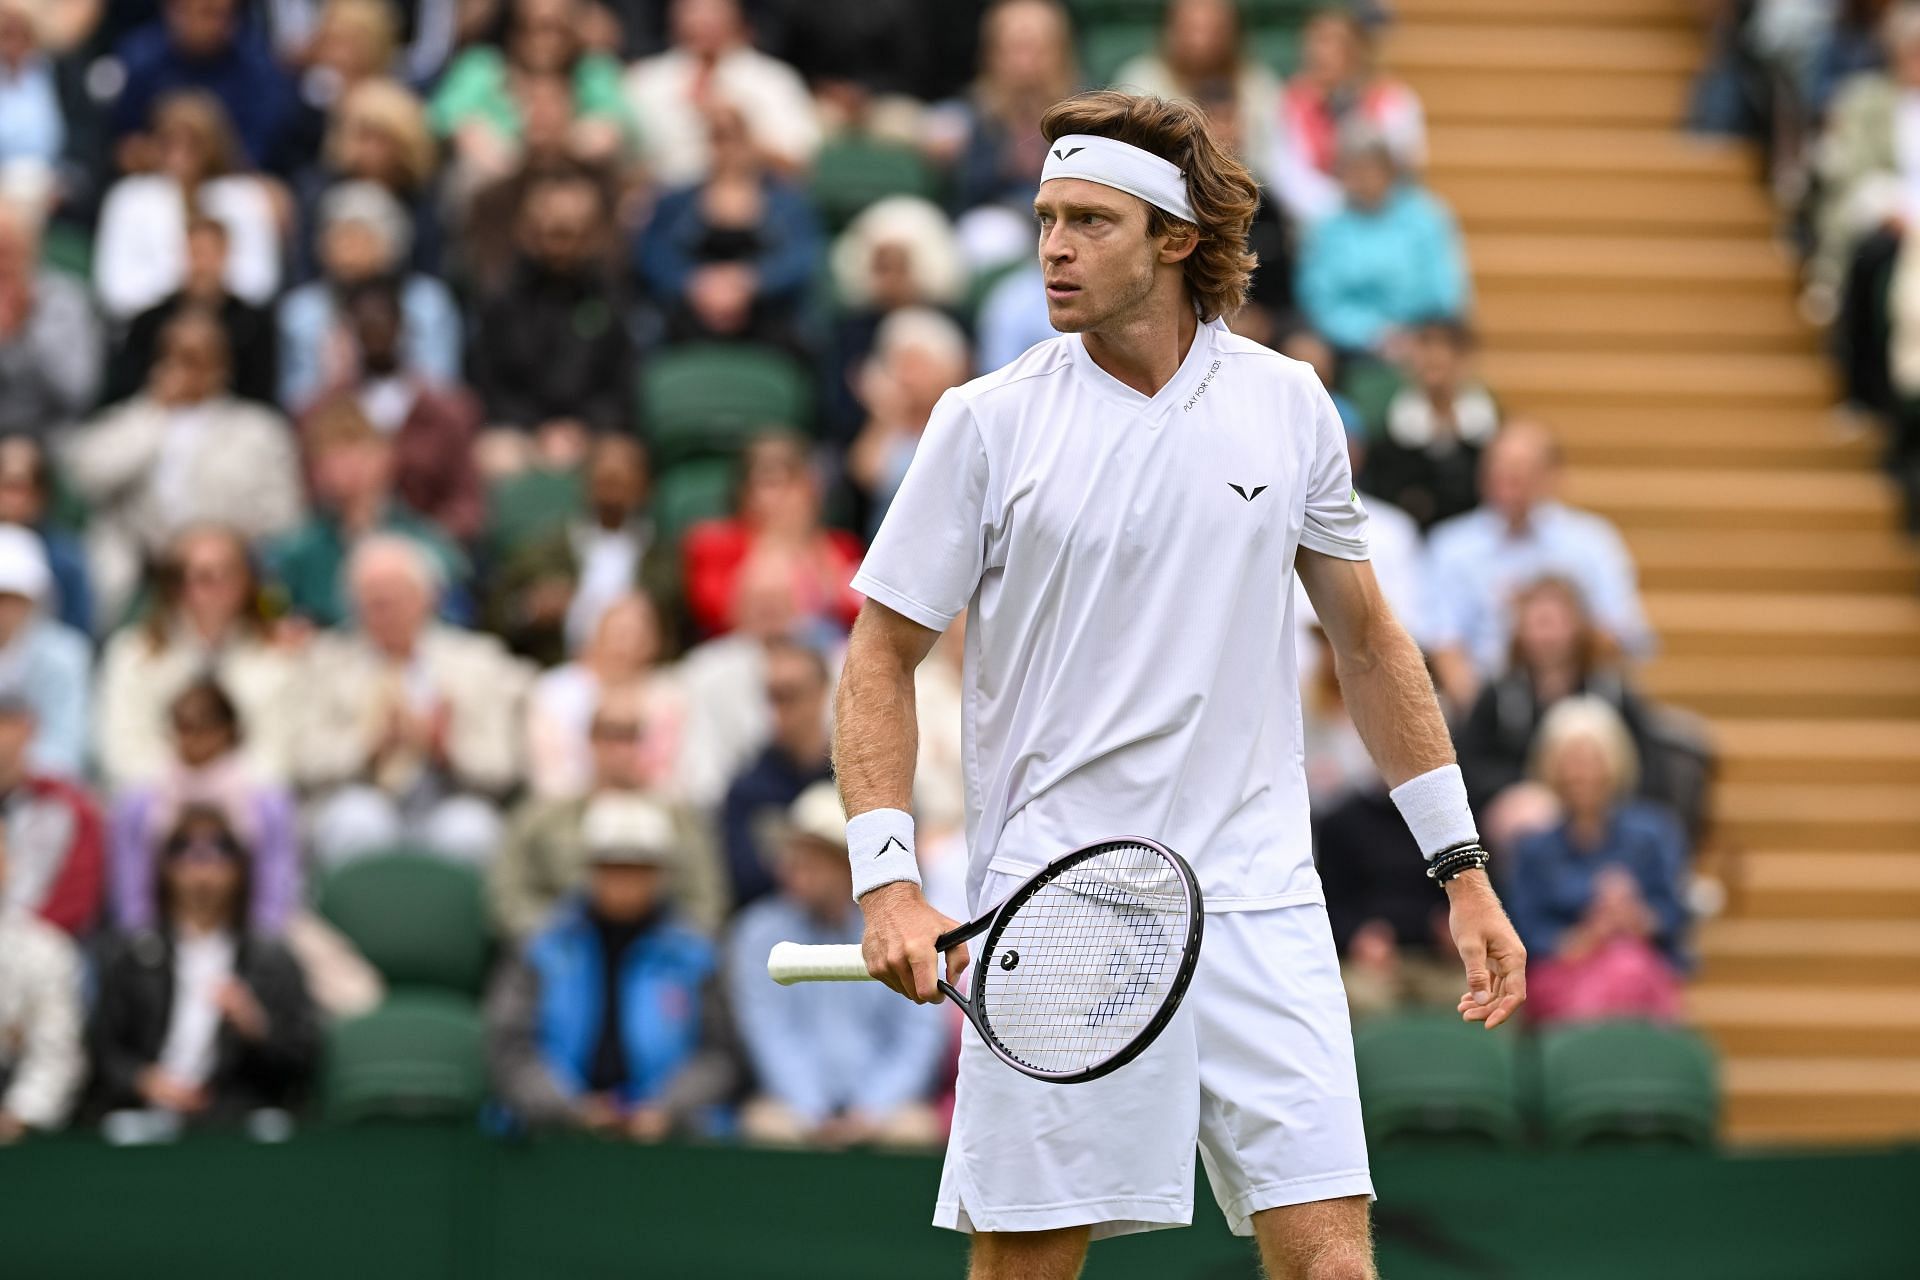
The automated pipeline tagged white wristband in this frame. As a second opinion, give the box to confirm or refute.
[847,807,921,901]
[1388,764,1480,861]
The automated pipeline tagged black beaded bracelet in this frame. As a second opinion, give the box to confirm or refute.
[1426,842,1491,886]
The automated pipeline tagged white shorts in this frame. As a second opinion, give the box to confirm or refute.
[934,879,1374,1240]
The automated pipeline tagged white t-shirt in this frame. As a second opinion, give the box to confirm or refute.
[157,932,238,1088]
[852,317,1371,914]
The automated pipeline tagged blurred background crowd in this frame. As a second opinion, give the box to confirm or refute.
[1696,0,1920,531]
[0,0,1724,1153]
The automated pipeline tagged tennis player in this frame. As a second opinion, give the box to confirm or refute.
[832,90,1526,1280]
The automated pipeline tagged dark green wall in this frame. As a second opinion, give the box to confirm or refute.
[2,1129,1915,1279]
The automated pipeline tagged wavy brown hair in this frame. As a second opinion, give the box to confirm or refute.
[1039,89,1260,322]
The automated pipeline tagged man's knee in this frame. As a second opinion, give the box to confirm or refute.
[1252,1195,1374,1280]
[968,1225,1090,1280]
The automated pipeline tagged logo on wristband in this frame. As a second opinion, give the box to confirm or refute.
[874,835,909,860]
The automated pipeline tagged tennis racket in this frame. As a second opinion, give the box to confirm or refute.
[767,837,1203,1084]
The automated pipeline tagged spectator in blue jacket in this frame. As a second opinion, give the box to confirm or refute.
[635,100,822,349]
[0,525,88,778]
[111,0,295,171]
[486,793,738,1138]
[1505,697,1690,1027]
[727,783,948,1148]
[1297,124,1468,356]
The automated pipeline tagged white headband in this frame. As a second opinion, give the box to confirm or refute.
[1040,133,1195,224]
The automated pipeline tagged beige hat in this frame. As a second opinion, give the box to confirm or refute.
[782,782,847,852]
[581,792,678,866]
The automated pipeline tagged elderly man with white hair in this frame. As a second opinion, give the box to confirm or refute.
[0,199,102,439]
[296,534,532,866]
[847,306,971,537]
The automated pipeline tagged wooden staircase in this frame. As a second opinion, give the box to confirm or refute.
[1388,0,1920,1146]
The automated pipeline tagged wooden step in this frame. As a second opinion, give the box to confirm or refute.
[1536,404,1854,446]
[1418,69,1689,128]
[1439,173,1773,235]
[1624,531,1920,592]
[1645,655,1920,716]
[1712,720,1920,785]
[1649,592,1920,657]
[1699,920,1920,987]
[1429,127,1756,180]
[1483,351,1835,405]
[1712,782,1920,849]
[1387,23,1701,74]
[1563,432,1872,471]
[1394,0,1697,25]
[1722,1058,1920,1141]
[1564,469,1897,531]
[1468,232,1795,294]
[1689,985,1920,1057]
[1475,288,1809,353]
[1736,854,1920,920]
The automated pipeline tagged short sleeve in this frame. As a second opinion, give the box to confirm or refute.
[1298,373,1371,560]
[850,390,992,631]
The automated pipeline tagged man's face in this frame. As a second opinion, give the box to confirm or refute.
[348,294,404,372]
[589,861,664,922]
[0,8,33,67]
[1034,180,1165,335]
[315,438,394,509]
[151,319,229,404]
[766,648,826,755]
[776,838,852,916]
[352,560,430,650]
[322,220,396,285]
[168,0,236,57]
[588,709,645,788]
[673,0,738,58]
[526,183,600,272]
[588,441,647,517]
[1481,432,1553,524]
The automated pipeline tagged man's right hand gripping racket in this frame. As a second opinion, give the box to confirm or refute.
[767,837,1203,1083]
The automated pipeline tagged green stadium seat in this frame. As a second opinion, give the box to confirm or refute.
[1353,1012,1525,1146]
[638,344,813,464]
[322,991,487,1123]
[1248,26,1304,76]
[317,853,490,997]
[653,456,740,543]
[1064,0,1166,23]
[1338,356,1403,437]
[1536,1021,1720,1148]
[808,140,940,232]
[1081,22,1160,87]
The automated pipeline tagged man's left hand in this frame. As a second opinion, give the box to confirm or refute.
[1444,869,1527,1030]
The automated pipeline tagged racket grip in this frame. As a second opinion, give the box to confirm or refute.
[767,942,873,985]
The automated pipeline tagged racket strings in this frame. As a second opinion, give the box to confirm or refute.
[977,843,1194,1075]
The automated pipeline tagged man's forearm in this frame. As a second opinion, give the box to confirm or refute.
[832,631,921,817]
[1334,612,1457,789]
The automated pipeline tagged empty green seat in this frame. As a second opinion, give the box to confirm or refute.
[809,140,940,232]
[1353,1012,1524,1146]
[1536,1021,1719,1148]
[653,456,740,543]
[639,344,812,464]
[322,991,487,1123]
[317,853,490,997]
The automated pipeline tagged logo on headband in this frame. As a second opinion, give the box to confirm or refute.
[1051,146,1084,161]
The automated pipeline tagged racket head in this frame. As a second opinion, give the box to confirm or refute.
[961,837,1203,1084]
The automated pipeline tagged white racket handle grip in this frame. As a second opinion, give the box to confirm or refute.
[767,942,873,985]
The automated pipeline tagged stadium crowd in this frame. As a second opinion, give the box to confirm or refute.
[1696,0,1920,534]
[0,0,1708,1150]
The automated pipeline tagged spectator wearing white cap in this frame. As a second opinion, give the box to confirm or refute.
[295,535,530,867]
[0,827,85,1142]
[486,791,738,1138]
[276,179,462,413]
[494,684,724,943]
[726,781,947,1149]
[0,523,88,778]
[60,309,306,628]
